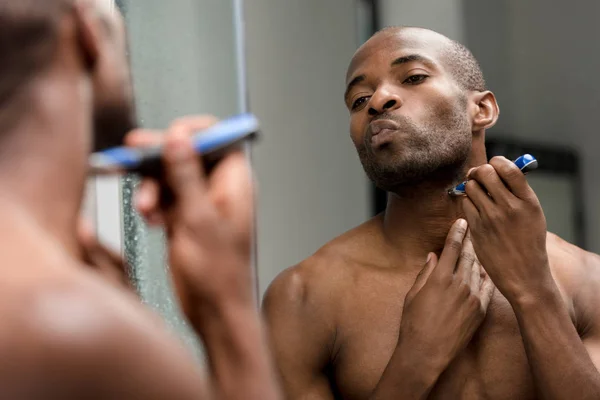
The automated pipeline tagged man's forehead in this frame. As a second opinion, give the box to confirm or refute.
[346,28,450,82]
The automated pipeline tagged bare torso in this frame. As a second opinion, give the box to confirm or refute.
[330,264,536,399]
[266,215,587,400]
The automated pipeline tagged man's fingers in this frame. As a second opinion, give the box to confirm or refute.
[471,260,482,293]
[78,232,125,272]
[135,180,160,216]
[456,230,476,285]
[461,197,480,228]
[408,253,438,297]
[162,130,207,213]
[77,218,98,249]
[134,115,223,227]
[468,164,512,205]
[435,218,468,279]
[77,220,130,285]
[169,115,219,134]
[134,180,166,226]
[125,114,218,149]
[87,241,125,272]
[124,129,164,147]
[145,213,165,227]
[480,273,495,311]
[464,179,494,213]
[489,156,534,200]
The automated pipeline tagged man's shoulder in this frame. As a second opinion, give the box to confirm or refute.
[0,267,149,355]
[0,275,122,391]
[262,244,348,315]
[0,269,144,357]
[546,232,600,296]
[0,267,203,397]
[546,233,600,334]
[263,216,382,315]
[546,232,597,270]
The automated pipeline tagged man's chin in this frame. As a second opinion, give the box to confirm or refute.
[366,164,465,194]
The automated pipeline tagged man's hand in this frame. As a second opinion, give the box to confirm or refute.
[461,156,552,304]
[462,160,600,400]
[77,218,134,292]
[371,219,494,399]
[125,117,281,400]
[125,116,255,318]
[398,219,495,373]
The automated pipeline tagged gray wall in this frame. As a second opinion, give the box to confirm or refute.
[379,0,466,43]
[246,1,371,297]
[380,0,600,252]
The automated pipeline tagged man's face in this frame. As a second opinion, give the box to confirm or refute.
[91,8,137,152]
[345,29,472,193]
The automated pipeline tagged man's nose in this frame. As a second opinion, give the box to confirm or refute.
[368,87,402,116]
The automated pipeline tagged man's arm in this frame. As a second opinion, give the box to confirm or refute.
[464,157,600,400]
[511,266,600,400]
[127,116,282,400]
[262,265,338,400]
[192,299,280,400]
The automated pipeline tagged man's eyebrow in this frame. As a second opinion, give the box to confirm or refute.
[344,74,366,102]
[391,54,436,68]
[345,54,437,102]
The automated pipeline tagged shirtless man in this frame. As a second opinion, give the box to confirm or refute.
[0,0,279,398]
[263,26,600,399]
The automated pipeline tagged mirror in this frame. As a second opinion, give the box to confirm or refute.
[252,0,595,291]
[87,0,600,397]
[115,0,247,359]
[252,1,600,399]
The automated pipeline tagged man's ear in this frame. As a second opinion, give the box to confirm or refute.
[72,0,101,71]
[470,91,499,131]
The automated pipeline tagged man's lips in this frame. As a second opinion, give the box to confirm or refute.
[369,119,401,136]
[369,119,402,148]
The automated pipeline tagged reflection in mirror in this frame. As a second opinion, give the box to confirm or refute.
[116,0,244,359]
[255,1,600,399]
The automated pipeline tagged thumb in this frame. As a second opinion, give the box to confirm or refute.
[409,253,438,295]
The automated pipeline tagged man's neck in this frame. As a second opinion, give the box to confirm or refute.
[0,173,84,260]
[380,148,487,265]
[381,183,464,263]
[0,75,91,260]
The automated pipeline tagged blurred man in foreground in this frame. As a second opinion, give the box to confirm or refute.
[0,0,279,398]
[264,27,600,399]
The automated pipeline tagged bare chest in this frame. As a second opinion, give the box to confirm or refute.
[331,287,537,400]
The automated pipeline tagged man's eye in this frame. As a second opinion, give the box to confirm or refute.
[352,96,369,110]
[404,75,428,84]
